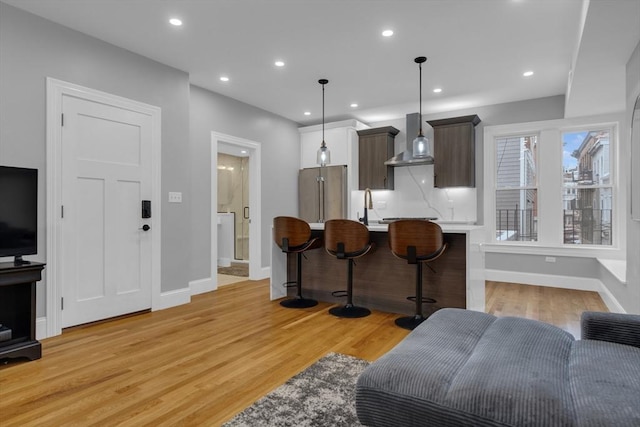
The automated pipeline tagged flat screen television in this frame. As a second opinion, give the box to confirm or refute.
[0,166,38,264]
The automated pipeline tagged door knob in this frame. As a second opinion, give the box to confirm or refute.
[139,224,151,231]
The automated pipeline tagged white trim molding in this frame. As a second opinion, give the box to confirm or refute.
[189,277,215,295]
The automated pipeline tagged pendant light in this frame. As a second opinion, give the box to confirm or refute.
[316,78,331,166]
[412,56,433,160]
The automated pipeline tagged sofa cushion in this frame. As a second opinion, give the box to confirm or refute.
[569,340,640,426]
[445,316,575,426]
[356,308,577,426]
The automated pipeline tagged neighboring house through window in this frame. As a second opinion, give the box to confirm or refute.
[495,135,538,241]
[562,129,613,246]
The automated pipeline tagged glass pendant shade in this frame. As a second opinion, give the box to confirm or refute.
[413,133,433,159]
[317,141,330,166]
[316,78,331,166]
[412,56,434,161]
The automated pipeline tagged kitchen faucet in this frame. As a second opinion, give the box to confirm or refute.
[359,188,373,226]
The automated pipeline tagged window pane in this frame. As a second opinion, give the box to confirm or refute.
[496,135,537,188]
[563,188,612,245]
[495,189,538,241]
[562,130,612,246]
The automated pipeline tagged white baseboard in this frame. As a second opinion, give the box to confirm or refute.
[597,282,627,313]
[154,287,191,311]
[36,316,48,340]
[259,266,271,280]
[190,277,216,295]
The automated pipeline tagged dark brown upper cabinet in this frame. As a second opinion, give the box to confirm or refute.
[427,115,481,188]
[357,126,399,190]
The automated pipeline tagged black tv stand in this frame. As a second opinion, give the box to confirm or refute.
[13,256,31,266]
[0,262,45,362]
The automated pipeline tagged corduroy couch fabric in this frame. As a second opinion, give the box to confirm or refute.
[356,308,640,427]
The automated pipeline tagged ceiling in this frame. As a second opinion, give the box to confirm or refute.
[5,0,639,126]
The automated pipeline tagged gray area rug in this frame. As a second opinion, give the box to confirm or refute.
[223,353,369,427]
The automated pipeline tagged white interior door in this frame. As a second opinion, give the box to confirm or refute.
[61,95,152,328]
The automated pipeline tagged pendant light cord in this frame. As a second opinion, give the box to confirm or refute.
[322,82,325,143]
[415,56,427,137]
[419,62,422,133]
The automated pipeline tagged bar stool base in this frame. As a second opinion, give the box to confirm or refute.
[329,305,371,318]
[280,297,318,309]
[395,315,426,330]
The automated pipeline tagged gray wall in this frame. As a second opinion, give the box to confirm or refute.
[0,2,191,315]
[189,85,300,280]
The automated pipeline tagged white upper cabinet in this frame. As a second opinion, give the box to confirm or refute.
[299,120,369,169]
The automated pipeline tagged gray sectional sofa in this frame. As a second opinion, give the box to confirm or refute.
[356,308,640,426]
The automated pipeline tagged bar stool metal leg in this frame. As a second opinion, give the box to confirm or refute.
[395,262,436,330]
[329,259,371,318]
[280,252,318,308]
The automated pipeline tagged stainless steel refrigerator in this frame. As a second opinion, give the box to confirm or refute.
[298,165,347,223]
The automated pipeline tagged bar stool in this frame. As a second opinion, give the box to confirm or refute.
[388,220,447,330]
[273,216,321,308]
[324,219,373,318]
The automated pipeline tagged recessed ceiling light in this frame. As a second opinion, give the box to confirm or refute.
[220,76,229,82]
[275,60,285,67]
[169,18,182,26]
[523,71,534,77]
[350,103,358,108]
[304,111,311,116]
[382,29,394,37]
[433,88,442,93]
[240,150,248,154]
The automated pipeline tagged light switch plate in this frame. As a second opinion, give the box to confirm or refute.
[168,192,182,203]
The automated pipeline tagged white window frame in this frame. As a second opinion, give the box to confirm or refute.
[560,125,615,247]
[483,115,625,259]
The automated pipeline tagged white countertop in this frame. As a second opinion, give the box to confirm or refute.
[309,221,482,233]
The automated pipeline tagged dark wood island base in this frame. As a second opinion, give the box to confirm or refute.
[271,223,484,314]
[285,230,466,316]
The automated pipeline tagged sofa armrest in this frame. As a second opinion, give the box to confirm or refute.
[581,311,640,348]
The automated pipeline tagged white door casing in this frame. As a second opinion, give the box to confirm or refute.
[46,79,161,336]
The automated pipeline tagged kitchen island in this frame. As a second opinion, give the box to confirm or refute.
[271,222,484,316]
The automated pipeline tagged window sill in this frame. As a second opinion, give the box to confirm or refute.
[597,258,627,284]
[482,242,624,259]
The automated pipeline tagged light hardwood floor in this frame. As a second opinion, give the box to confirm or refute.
[0,280,607,426]
[486,280,608,339]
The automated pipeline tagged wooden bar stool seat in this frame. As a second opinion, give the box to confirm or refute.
[388,220,447,330]
[324,219,374,318]
[273,216,322,308]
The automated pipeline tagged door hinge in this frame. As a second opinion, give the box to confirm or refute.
[61,205,64,218]
[61,297,64,310]
[61,113,64,127]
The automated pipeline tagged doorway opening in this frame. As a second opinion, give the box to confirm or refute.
[211,132,262,288]
[217,152,250,281]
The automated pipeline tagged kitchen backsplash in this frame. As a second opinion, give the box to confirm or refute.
[349,165,477,223]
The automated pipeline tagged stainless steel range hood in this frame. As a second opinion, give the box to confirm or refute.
[384,112,434,166]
